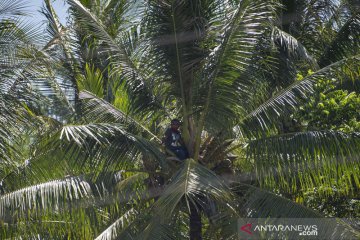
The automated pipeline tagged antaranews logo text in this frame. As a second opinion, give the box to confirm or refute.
[251,224,318,236]
[238,218,326,240]
[238,218,357,240]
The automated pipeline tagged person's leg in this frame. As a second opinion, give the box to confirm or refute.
[169,147,184,160]
[182,147,189,159]
[168,146,189,160]
[175,148,186,160]
[168,146,182,159]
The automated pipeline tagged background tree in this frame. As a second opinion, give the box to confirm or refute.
[272,0,360,218]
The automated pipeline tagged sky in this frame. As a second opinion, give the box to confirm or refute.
[25,0,68,27]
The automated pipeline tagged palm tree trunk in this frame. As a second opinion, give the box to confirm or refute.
[189,201,202,240]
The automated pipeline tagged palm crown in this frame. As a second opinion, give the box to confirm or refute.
[0,0,359,239]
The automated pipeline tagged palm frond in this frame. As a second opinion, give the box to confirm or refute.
[0,96,37,167]
[319,13,360,67]
[78,64,105,98]
[246,130,360,194]
[272,26,316,65]
[234,182,322,217]
[0,0,28,17]
[67,0,159,115]
[295,0,340,57]
[139,220,184,240]
[4,40,74,114]
[144,0,222,112]
[102,0,142,34]
[35,122,168,175]
[60,123,163,159]
[208,182,360,239]
[203,181,322,239]
[0,176,93,221]
[1,170,145,238]
[42,0,64,41]
[256,26,318,93]
[1,205,107,239]
[199,0,279,134]
[151,159,233,221]
[241,55,360,135]
[42,0,82,106]
[136,159,234,238]
[60,123,125,145]
[234,183,360,239]
[0,20,50,99]
[94,208,138,240]
[79,91,160,142]
[0,19,37,49]
[91,175,167,239]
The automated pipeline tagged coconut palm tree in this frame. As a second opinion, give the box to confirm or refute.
[0,0,75,196]
[1,0,360,239]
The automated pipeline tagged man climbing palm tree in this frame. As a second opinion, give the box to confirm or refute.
[163,119,189,160]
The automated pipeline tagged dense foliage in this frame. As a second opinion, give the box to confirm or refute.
[290,71,360,218]
[296,71,360,132]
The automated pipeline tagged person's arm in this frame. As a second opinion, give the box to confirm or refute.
[163,128,171,147]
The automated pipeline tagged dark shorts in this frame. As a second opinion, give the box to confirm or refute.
[168,146,189,160]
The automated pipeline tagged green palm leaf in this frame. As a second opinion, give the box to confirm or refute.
[0,0,27,17]
[95,208,138,240]
[242,55,360,134]
[199,0,279,134]
[33,122,168,177]
[234,183,360,239]
[0,176,93,221]
[67,0,159,115]
[79,91,161,142]
[60,123,164,160]
[271,26,316,65]
[247,130,360,193]
[319,13,360,67]
[137,159,235,239]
